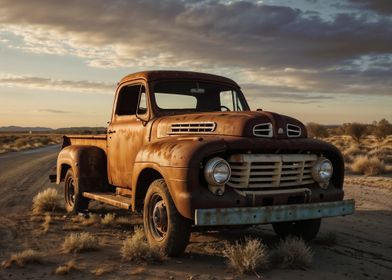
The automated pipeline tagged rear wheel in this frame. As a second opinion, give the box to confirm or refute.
[143,179,191,257]
[272,219,321,241]
[64,169,89,213]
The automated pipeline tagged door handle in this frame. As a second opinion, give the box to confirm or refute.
[108,130,116,134]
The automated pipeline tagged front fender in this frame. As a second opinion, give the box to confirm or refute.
[132,137,230,219]
[135,136,228,167]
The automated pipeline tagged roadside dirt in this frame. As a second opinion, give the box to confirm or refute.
[0,147,391,280]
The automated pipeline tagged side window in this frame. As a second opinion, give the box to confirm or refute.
[115,85,141,116]
[220,90,234,111]
[137,86,147,115]
[220,90,243,111]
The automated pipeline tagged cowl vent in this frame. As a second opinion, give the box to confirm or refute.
[169,122,216,134]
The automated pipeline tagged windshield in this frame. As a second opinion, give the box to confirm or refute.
[152,81,249,115]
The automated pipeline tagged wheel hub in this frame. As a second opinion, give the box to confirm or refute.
[152,200,168,235]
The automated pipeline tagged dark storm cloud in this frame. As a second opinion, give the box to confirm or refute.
[0,0,391,96]
[348,0,392,15]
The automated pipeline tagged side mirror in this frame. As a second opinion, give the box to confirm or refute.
[256,108,263,111]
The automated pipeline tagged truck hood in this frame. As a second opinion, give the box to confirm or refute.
[155,111,307,139]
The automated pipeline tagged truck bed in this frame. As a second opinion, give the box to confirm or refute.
[62,135,107,153]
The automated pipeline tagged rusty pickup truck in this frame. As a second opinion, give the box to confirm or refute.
[53,70,354,256]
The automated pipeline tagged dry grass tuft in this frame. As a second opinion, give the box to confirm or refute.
[350,155,385,176]
[115,216,132,226]
[272,237,313,269]
[2,249,43,268]
[101,213,116,226]
[223,238,268,276]
[92,264,116,276]
[42,213,52,233]
[32,188,61,215]
[72,213,101,226]
[55,260,78,275]
[121,227,164,263]
[62,232,99,253]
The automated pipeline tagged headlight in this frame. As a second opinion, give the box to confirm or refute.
[204,157,231,186]
[312,157,333,187]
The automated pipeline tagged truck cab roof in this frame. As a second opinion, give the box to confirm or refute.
[118,70,239,87]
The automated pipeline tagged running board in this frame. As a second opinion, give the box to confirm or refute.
[83,192,132,209]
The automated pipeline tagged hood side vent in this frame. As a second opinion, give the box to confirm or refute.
[253,123,273,137]
[169,122,216,134]
[287,124,301,137]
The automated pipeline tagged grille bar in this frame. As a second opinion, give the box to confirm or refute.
[227,154,317,189]
[253,123,273,137]
[287,124,301,137]
[169,122,216,134]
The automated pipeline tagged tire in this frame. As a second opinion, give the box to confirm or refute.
[64,169,89,213]
[272,219,321,241]
[143,179,191,257]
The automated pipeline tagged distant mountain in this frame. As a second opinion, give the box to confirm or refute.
[0,126,107,134]
[0,126,53,132]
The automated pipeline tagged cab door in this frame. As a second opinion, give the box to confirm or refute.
[107,83,149,188]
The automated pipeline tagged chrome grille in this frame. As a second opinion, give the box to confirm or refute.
[253,123,273,137]
[169,122,216,134]
[287,124,301,137]
[227,154,317,189]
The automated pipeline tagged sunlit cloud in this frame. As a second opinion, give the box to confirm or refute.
[0,74,114,93]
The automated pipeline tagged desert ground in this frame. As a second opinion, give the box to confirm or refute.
[0,143,391,280]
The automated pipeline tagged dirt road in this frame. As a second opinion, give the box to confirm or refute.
[0,147,391,279]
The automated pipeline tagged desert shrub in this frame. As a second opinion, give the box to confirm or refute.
[272,237,313,269]
[55,260,78,275]
[2,249,43,268]
[62,232,99,253]
[223,238,268,275]
[14,138,28,148]
[307,122,329,138]
[121,227,163,263]
[343,123,368,143]
[32,188,61,215]
[373,119,392,140]
[350,155,385,176]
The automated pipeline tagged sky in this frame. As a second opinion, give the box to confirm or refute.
[0,0,391,128]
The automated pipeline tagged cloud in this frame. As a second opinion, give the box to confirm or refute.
[241,83,335,104]
[37,109,71,114]
[0,0,390,97]
[348,0,392,15]
[0,74,115,93]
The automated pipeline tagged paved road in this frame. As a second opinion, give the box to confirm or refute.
[0,145,60,214]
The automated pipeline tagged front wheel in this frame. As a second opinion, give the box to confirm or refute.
[64,169,89,213]
[143,179,191,257]
[272,219,321,241]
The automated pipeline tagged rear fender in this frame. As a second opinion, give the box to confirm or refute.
[56,145,108,190]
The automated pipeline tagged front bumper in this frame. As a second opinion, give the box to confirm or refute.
[194,199,355,226]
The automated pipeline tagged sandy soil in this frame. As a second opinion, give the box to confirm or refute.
[0,147,391,280]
